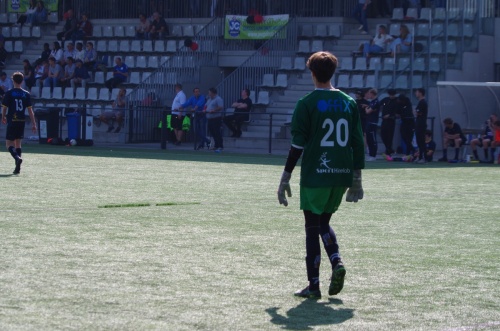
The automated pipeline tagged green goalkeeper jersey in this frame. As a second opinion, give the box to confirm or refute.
[291,89,365,188]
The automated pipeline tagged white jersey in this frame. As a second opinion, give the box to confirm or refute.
[171,90,187,115]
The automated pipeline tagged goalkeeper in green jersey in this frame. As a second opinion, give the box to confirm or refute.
[277,51,365,299]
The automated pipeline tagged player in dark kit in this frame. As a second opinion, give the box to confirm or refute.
[1,72,37,174]
[414,88,428,164]
[277,51,365,299]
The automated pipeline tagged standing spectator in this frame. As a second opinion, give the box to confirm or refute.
[105,57,128,92]
[470,114,498,163]
[57,9,78,45]
[0,72,13,100]
[43,57,62,92]
[16,0,36,26]
[1,72,37,174]
[83,42,97,70]
[62,42,77,66]
[71,59,90,89]
[170,83,187,145]
[353,0,371,35]
[179,87,208,150]
[0,41,7,70]
[276,51,365,299]
[40,43,51,62]
[413,88,428,163]
[205,87,224,152]
[354,89,369,153]
[363,88,380,161]
[396,93,415,156]
[100,87,127,133]
[390,24,412,56]
[149,12,169,40]
[71,13,93,44]
[74,42,85,61]
[50,42,64,64]
[438,117,466,162]
[360,25,392,65]
[60,57,75,87]
[136,13,151,40]
[30,0,48,25]
[22,59,36,91]
[380,89,398,155]
[224,88,253,138]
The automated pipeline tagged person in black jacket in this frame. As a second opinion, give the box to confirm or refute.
[380,89,398,155]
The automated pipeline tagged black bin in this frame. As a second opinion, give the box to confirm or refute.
[35,108,60,144]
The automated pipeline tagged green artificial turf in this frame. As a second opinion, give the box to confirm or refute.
[0,144,498,330]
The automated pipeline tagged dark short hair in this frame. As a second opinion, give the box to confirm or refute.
[209,87,217,94]
[416,88,426,96]
[242,88,250,96]
[193,87,200,92]
[425,130,432,136]
[387,89,397,95]
[443,117,453,125]
[12,71,24,84]
[175,83,182,90]
[306,51,338,84]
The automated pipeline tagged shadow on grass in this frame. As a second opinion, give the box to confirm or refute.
[266,298,354,330]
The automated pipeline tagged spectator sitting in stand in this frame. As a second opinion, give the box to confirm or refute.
[359,25,392,66]
[389,24,412,56]
[71,59,90,89]
[470,114,498,163]
[50,41,64,64]
[29,0,48,25]
[43,56,62,92]
[105,57,128,92]
[0,72,13,100]
[136,13,151,40]
[34,59,49,93]
[16,0,36,26]
[438,117,466,162]
[22,59,36,91]
[0,41,7,70]
[40,42,51,62]
[74,42,85,61]
[57,9,77,46]
[62,42,76,66]
[71,13,93,44]
[149,12,169,40]
[100,87,127,133]
[60,57,75,87]
[83,41,97,71]
[223,88,253,138]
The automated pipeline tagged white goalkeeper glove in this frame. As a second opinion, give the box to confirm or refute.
[346,169,364,202]
[277,171,292,206]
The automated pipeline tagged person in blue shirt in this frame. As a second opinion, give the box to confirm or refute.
[180,87,209,150]
[105,57,128,92]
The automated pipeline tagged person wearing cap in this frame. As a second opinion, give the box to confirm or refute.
[71,59,90,89]
[380,89,398,155]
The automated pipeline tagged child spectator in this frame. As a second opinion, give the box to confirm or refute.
[438,117,466,162]
[421,130,436,163]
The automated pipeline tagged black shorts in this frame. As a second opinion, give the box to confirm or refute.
[171,114,184,130]
[6,121,26,141]
[447,139,464,147]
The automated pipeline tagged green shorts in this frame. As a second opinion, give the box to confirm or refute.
[300,186,347,214]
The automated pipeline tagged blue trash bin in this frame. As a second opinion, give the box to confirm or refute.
[66,112,81,140]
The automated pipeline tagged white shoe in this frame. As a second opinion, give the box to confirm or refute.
[366,156,376,161]
[358,25,364,31]
[361,30,368,34]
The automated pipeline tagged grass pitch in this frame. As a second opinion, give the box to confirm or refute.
[0,145,499,330]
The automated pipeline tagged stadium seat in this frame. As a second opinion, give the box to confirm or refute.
[365,74,376,88]
[171,25,182,37]
[379,75,393,89]
[0,14,7,24]
[21,26,31,38]
[328,24,341,38]
[63,87,75,100]
[129,72,141,84]
[160,56,170,65]
[406,8,418,20]
[301,25,313,38]
[446,40,457,54]
[297,40,310,54]
[102,26,113,37]
[431,23,444,37]
[194,24,205,35]
[255,91,270,106]
[463,24,474,38]
[142,72,151,82]
[11,26,20,38]
[314,25,328,38]
[41,87,52,99]
[419,8,431,21]
[154,40,165,52]
[110,88,120,100]
[395,75,408,89]
[294,57,306,71]
[124,55,135,68]
[3,41,12,52]
[275,74,288,88]
[75,87,86,99]
[32,26,41,38]
[148,56,159,68]
[177,40,185,50]
[429,40,443,54]
[448,8,461,20]
[184,56,196,68]
[87,88,98,100]
[14,41,23,53]
[8,13,17,24]
[119,40,130,52]
[114,26,125,37]
[391,8,404,20]
[166,40,177,53]
[413,57,426,72]
[310,40,323,53]
[93,26,102,37]
[135,55,147,68]
[130,40,142,52]
[434,8,446,20]
[354,57,367,71]
[279,57,293,71]
[447,24,460,38]
[93,71,105,84]
[249,91,256,104]
[463,9,476,21]
[171,56,183,68]
[389,23,400,37]
[49,12,58,23]
[107,40,118,52]
[183,25,195,37]
[143,40,153,52]
[351,74,364,88]
[126,25,136,38]
[383,57,396,71]
[98,88,110,101]
[339,57,353,71]
[412,75,423,88]
[106,72,113,81]
[416,23,430,38]
[260,74,274,87]
[368,57,382,71]
[1,27,10,38]
[337,74,349,88]
[397,57,410,71]
[96,40,107,52]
